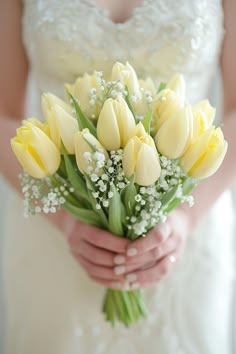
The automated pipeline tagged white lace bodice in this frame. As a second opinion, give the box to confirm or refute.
[22,0,224,104]
[3,2,236,354]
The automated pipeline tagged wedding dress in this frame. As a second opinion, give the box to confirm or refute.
[2,0,235,353]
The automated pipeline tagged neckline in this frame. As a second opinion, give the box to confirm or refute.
[89,0,148,26]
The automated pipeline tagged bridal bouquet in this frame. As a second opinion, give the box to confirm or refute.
[11,62,227,327]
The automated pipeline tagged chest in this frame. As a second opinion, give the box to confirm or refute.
[95,0,144,23]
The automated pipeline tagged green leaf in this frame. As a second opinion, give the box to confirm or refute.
[61,145,90,203]
[69,93,97,137]
[182,177,198,195]
[63,201,103,227]
[157,82,167,93]
[84,175,109,229]
[163,197,181,213]
[108,184,124,236]
[160,185,179,208]
[122,175,137,216]
[56,157,67,179]
[142,109,153,134]
[124,86,138,123]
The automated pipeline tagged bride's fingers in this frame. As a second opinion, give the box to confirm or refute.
[76,254,140,281]
[125,222,171,258]
[72,240,116,266]
[68,222,129,254]
[124,252,178,289]
[123,235,177,266]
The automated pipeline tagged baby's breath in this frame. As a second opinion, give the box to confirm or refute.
[86,149,129,209]
[20,172,71,217]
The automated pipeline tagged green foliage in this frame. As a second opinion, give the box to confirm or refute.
[69,93,97,137]
[108,184,124,236]
[142,109,153,134]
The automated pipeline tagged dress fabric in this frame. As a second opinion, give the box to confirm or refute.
[2,1,235,353]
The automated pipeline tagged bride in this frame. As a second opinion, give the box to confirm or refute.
[1,0,236,353]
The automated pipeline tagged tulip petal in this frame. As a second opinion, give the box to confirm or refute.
[123,139,136,178]
[97,99,121,151]
[74,129,108,174]
[54,104,79,154]
[166,73,186,100]
[189,141,227,179]
[11,139,47,179]
[135,145,161,186]
[193,100,215,126]
[181,127,215,173]
[116,96,136,146]
[29,126,61,175]
[156,106,193,159]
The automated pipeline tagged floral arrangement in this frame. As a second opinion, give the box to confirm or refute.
[11,62,227,326]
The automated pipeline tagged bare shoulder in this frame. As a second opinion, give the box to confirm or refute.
[221,0,236,115]
[0,0,29,119]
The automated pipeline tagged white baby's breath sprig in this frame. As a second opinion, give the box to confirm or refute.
[19,172,73,217]
[87,149,129,209]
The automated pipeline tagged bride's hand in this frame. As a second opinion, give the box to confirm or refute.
[66,207,191,290]
[122,207,191,289]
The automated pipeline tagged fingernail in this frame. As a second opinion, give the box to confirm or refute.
[130,282,140,289]
[113,255,126,265]
[111,281,122,289]
[126,273,137,282]
[114,265,126,275]
[169,255,176,263]
[127,248,138,257]
[122,281,131,291]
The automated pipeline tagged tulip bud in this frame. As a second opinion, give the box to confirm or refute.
[151,89,183,135]
[166,73,186,99]
[73,72,102,118]
[123,135,161,186]
[180,126,227,179]
[42,93,72,149]
[74,128,109,175]
[97,96,136,151]
[192,100,216,141]
[53,104,79,154]
[131,78,156,117]
[23,117,50,136]
[111,62,141,98]
[132,122,148,138]
[139,78,156,97]
[155,106,193,159]
[11,123,61,179]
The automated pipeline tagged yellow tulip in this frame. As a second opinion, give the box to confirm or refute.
[131,78,156,117]
[97,96,136,151]
[139,78,156,97]
[132,122,148,138]
[73,72,102,118]
[42,93,72,149]
[155,106,193,159]
[11,123,61,179]
[74,129,108,175]
[192,100,216,141]
[123,135,161,186]
[180,126,227,179]
[53,104,79,154]
[42,94,79,153]
[111,62,141,98]
[166,73,186,99]
[23,117,50,136]
[151,89,183,135]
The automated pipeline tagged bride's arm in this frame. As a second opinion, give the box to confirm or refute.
[0,1,130,286]
[107,0,236,289]
[0,1,29,188]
